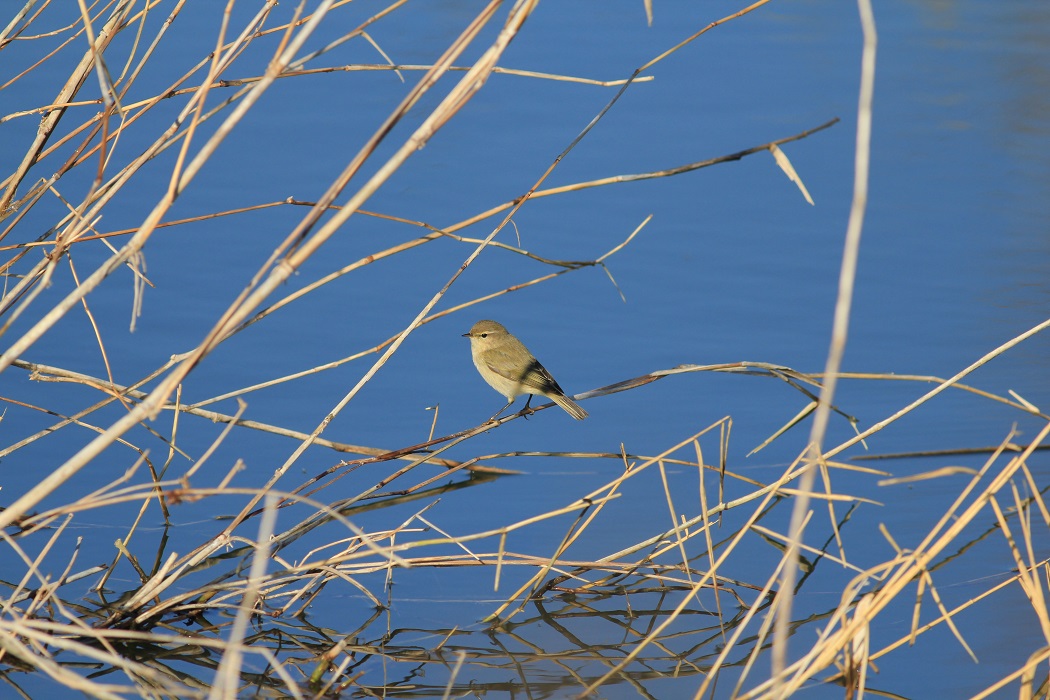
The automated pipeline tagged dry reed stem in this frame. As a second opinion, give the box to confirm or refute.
[84,430,747,625]
[0,113,831,252]
[189,216,648,407]
[0,114,835,491]
[971,647,1050,699]
[244,2,795,504]
[739,423,1050,698]
[822,371,1050,421]
[180,0,533,548]
[0,0,322,524]
[0,3,134,213]
[581,447,815,695]
[772,0,877,681]
[489,458,636,621]
[5,359,500,471]
[2,3,1044,698]
[4,348,1041,696]
[821,319,1050,469]
[730,511,818,699]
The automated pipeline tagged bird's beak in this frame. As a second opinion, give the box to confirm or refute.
[462,332,471,338]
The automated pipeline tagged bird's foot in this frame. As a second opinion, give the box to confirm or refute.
[518,396,536,419]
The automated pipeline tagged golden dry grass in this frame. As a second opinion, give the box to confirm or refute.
[1,2,1048,699]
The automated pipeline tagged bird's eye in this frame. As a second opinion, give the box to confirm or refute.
[480,333,487,338]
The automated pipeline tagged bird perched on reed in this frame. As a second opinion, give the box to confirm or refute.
[463,319,588,421]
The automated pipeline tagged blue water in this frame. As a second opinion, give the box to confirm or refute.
[1,1,1048,697]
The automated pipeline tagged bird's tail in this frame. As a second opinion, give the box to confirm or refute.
[552,392,588,420]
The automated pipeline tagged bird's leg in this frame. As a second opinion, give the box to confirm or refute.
[518,395,535,418]
[488,400,515,423]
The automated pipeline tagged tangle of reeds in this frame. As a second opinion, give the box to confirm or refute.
[1,2,1048,699]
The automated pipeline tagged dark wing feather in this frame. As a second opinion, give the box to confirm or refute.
[485,352,565,395]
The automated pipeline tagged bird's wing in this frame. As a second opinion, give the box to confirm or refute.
[485,352,565,395]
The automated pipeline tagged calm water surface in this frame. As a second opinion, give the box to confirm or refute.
[1,1,1048,697]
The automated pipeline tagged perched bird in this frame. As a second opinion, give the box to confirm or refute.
[463,319,588,421]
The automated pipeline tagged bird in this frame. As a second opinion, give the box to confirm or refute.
[463,319,588,421]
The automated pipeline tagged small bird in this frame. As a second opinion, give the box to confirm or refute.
[463,319,588,421]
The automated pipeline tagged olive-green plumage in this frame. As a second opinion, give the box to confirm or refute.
[463,320,588,420]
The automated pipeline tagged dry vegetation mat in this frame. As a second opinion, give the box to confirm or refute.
[1,2,1048,699]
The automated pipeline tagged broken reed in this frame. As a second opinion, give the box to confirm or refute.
[2,2,1049,699]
